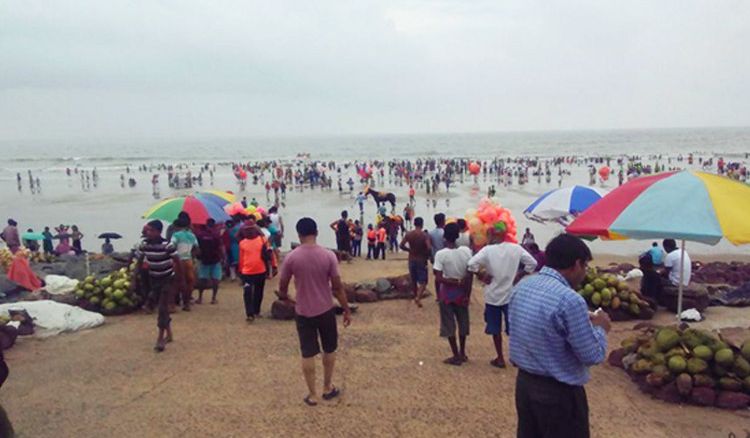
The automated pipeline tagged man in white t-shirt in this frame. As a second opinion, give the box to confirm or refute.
[468,228,537,368]
[662,239,691,287]
[455,219,471,248]
[433,223,474,366]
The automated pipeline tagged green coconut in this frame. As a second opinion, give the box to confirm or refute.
[591,292,602,306]
[693,374,716,388]
[632,359,653,374]
[656,328,681,351]
[686,358,708,375]
[692,345,713,361]
[733,356,750,378]
[715,348,735,366]
[668,355,687,374]
[718,377,743,391]
[741,340,750,361]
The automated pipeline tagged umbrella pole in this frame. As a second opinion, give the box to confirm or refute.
[676,240,686,319]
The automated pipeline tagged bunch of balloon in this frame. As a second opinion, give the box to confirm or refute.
[468,162,481,184]
[464,198,518,250]
[224,202,246,216]
[598,166,611,182]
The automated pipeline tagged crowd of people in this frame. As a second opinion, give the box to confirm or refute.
[134,205,287,350]
[1,219,87,256]
[133,212,350,407]
[5,150,737,438]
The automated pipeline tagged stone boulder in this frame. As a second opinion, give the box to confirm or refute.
[387,274,412,294]
[659,285,709,313]
[654,381,682,404]
[343,283,358,303]
[689,387,717,406]
[715,391,750,410]
[0,275,20,296]
[31,254,129,281]
[607,348,627,369]
[379,289,415,300]
[271,299,296,320]
[354,289,379,303]
[374,278,392,294]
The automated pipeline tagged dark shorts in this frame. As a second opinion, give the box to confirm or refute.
[408,260,428,285]
[484,303,509,336]
[295,308,338,358]
[439,302,470,338]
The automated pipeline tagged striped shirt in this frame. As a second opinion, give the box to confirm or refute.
[136,238,177,278]
[508,267,607,386]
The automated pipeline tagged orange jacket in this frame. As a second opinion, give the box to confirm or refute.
[238,236,270,275]
[376,227,387,243]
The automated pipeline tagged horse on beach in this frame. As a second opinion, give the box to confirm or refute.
[364,186,397,211]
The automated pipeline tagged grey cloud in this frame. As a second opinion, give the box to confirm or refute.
[0,0,748,139]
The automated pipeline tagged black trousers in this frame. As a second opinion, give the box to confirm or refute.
[376,242,386,259]
[242,273,266,317]
[366,243,375,259]
[515,370,589,438]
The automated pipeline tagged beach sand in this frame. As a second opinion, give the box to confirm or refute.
[2,253,750,437]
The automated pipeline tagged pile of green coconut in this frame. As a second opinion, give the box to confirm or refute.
[576,269,656,320]
[73,262,141,315]
[609,325,750,409]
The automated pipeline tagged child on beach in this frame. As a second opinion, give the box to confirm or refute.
[376,223,387,260]
[366,224,376,259]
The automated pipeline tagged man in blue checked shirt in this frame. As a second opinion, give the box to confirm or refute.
[509,234,610,438]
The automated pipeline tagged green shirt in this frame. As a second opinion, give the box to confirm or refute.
[170,230,197,260]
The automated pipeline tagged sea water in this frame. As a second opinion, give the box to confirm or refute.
[0,127,748,256]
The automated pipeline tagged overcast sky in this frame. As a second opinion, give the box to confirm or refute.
[1,0,748,140]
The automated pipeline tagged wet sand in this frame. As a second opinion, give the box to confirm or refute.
[3,253,750,437]
[2,158,749,258]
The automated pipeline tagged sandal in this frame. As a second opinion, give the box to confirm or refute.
[489,359,506,369]
[303,396,318,407]
[443,356,463,366]
[322,386,340,401]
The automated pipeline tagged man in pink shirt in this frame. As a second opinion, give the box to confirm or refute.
[278,217,352,406]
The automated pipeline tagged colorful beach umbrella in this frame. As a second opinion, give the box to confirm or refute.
[566,170,750,317]
[195,190,235,205]
[143,195,230,225]
[524,185,607,223]
[566,171,750,245]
